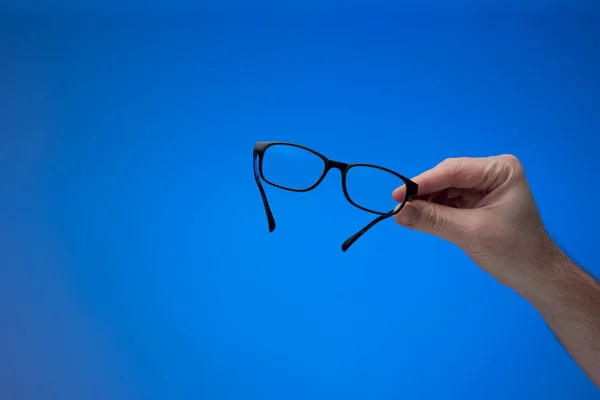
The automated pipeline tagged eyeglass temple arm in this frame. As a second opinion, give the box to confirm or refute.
[254,152,276,232]
[342,191,417,252]
[341,214,390,252]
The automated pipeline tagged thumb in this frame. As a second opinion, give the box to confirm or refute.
[394,200,470,243]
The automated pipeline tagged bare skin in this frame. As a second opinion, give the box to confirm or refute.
[393,155,600,388]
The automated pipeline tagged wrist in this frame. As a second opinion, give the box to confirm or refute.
[511,243,584,310]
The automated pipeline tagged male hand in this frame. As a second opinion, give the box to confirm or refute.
[392,155,560,290]
[393,155,600,388]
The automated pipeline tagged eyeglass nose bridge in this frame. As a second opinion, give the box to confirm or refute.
[326,159,349,173]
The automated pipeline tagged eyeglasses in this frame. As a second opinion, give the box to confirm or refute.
[253,141,418,252]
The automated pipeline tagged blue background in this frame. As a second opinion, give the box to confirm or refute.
[2,7,600,400]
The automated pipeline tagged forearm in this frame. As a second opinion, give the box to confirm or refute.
[515,246,600,387]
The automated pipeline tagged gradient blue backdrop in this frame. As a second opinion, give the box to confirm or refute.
[2,8,600,400]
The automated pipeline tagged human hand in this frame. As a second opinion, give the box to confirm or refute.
[392,155,560,290]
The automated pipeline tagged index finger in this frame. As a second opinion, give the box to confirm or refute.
[392,157,492,202]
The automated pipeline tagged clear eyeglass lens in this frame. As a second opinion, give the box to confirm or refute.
[261,144,326,190]
[345,165,405,213]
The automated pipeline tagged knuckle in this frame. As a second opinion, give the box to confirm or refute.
[499,153,520,166]
[497,154,525,177]
[440,157,476,185]
[439,157,460,168]
[439,157,463,178]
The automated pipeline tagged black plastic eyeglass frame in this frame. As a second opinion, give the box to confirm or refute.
[253,141,418,252]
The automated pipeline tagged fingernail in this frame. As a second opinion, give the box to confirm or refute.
[398,203,418,225]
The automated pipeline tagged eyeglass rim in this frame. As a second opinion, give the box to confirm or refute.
[342,163,413,215]
[258,142,328,192]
